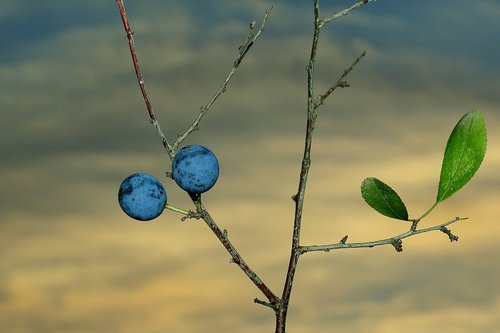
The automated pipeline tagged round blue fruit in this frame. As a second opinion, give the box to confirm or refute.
[118,173,167,221]
[172,145,219,194]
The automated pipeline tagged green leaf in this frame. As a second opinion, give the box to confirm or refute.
[361,177,409,220]
[437,110,487,203]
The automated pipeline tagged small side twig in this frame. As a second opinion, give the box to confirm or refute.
[277,1,372,331]
[316,50,366,108]
[321,0,376,26]
[171,6,273,153]
[254,298,275,309]
[299,217,467,254]
[391,239,403,252]
[115,0,171,155]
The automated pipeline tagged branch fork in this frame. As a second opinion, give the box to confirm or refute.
[115,0,272,158]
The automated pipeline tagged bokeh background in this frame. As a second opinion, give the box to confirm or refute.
[1,1,499,332]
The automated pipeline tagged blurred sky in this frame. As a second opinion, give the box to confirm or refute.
[1,1,499,332]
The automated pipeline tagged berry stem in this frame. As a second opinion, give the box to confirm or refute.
[164,203,190,216]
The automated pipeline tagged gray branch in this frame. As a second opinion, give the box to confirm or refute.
[172,6,273,154]
[321,0,376,27]
[299,217,467,254]
[192,200,280,307]
[316,50,366,108]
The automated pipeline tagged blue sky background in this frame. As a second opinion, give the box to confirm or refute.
[1,1,499,332]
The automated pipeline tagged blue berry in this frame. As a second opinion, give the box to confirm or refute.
[172,145,219,194]
[118,173,167,221]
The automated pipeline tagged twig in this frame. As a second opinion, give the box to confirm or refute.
[316,51,366,107]
[115,0,171,155]
[277,1,370,331]
[254,298,275,309]
[440,226,459,242]
[116,0,272,158]
[171,6,273,153]
[299,217,467,254]
[117,0,278,310]
[321,0,376,27]
[177,4,278,311]
[194,201,280,307]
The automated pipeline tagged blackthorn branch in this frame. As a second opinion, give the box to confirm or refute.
[277,1,373,330]
[299,217,467,253]
[116,0,278,308]
[115,1,486,332]
[115,0,272,158]
[172,6,273,154]
[115,0,171,155]
[193,201,280,306]
[316,50,366,108]
[322,0,377,26]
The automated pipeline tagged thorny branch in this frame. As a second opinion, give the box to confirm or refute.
[116,0,278,307]
[299,217,468,254]
[116,0,272,158]
[171,6,273,154]
[277,0,372,331]
[193,200,280,306]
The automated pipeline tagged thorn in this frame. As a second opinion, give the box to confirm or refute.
[223,229,228,237]
[254,298,273,308]
[340,235,348,244]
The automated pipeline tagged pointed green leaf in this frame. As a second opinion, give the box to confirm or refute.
[437,110,487,203]
[361,177,409,220]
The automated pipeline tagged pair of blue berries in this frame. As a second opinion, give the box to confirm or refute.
[118,145,219,221]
